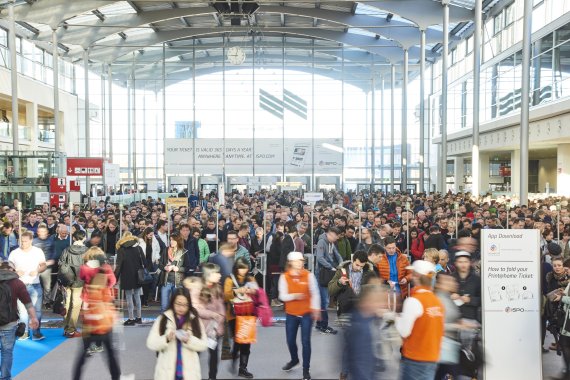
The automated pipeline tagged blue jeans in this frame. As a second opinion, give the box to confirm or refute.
[316,286,329,329]
[400,358,437,380]
[285,314,313,370]
[160,282,177,312]
[0,325,17,380]
[17,283,42,335]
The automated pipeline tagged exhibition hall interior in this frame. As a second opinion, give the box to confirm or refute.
[1,0,570,379]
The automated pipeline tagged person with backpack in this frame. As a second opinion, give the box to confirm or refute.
[59,230,88,338]
[0,261,39,380]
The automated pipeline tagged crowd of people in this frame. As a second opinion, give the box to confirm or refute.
[0,189,569,380]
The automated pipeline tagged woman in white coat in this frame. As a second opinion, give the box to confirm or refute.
[147,287,208,380]
[138,227,161,307]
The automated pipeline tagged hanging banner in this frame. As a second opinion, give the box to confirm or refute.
[49,177,66,193]
[304,192,324,203]
[481,229,542,380]
[67,158,104,176]
[165,197,188,210]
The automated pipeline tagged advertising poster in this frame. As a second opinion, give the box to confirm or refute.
[481,229,542,380]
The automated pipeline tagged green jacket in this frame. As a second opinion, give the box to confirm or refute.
[328,260,375,297]
[337,237,352,261]
[197,238,210,263]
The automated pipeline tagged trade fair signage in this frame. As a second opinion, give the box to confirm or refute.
[481,229,542,380]
[303,192,324,203]
[66,158,104,176]
[49,177,66,193]
[164,138,342,175]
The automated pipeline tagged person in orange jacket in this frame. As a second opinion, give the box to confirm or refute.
[377,236,412,299]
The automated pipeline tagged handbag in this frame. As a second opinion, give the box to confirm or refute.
[439,336,461,364]
[137,249,153,286]
[252,288,273,327]
[234,315,257,344]
[318,267,336,287]
[230,274,255,316]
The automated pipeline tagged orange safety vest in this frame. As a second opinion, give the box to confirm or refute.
[283,269,312,317]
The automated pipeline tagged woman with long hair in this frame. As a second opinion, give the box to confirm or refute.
[224,258,258,379]
[138,227,161,307]
[184,263,225,380]
[114,232,145,326]
[146,288,207,380]
[158,233,188,312]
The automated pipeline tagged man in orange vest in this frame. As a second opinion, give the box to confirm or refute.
[278,251,321,380]
[394,260,444,380]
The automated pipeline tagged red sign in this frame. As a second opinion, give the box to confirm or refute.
[50,177,66,193]
[69,180,81,192]
[67,158,104,176]
[50,193,67,208]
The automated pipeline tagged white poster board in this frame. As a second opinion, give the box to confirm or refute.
[69,191,82,205]
[104,163,121,186]
[34,192,50,205]
[304,192,324,203]
[481,229,542,380]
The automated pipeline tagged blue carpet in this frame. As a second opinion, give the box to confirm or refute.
[11,328,67,377]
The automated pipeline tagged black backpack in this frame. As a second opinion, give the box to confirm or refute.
[0,280,15,326]
[58,250,76,287]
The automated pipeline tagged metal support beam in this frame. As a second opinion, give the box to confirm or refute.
[53,29,61,156]
[472,0,482,197]
[441,2,449,193]
[402,48,409,192]
[9,2,18,155]
[108,64,113,162]
[419,29,426,193]
[380,75,385,188]
[371,74,376,189]
[520,0,532,205]
[84,48,91,197]
[390,64,395,193]
[132,58,137,191]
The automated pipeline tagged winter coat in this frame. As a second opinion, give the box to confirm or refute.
[424,233,447,251]
[280,234,296,270]
[183,237,201,274]
[337,237,352,261]
[328,260,375,315]
[33,235,55,261]
[377,252,412,298]
[410,232,426,261]
[59,244,88,288]
[194,292,225,338]
[138,237,161,269]
[452,270,482,322]
[146,310,208,380]
[114,235,145,291]
[53,235,70,261]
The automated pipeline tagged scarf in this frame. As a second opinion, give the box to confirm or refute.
[349,265,363,295]
[552,271,570,289]
[387,254,401,293]
[175,315,187,378]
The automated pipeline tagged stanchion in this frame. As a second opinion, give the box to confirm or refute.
[358,202,362,244]
[215,204,219,253]
[263,201,268,290]
[17,202,22,246]
[69,202,74,245]
[119,203,124,239]
[506,202,510,230]
[310,208,314,253]
[454,201,459,238]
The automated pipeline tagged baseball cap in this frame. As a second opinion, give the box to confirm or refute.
[406,260,436,275]
[287,251,304,261]
[454,251,472,260]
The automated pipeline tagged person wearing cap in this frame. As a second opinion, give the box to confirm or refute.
[393,260,444,380]
[278,251,321,380]
[451,251,481,322]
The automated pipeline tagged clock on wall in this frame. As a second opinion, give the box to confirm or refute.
[227,46,246,65]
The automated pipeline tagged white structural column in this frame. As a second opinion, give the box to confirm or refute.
[419,29,426,193]
[472,0,482,196]
[52,29,60,156]
[558,144,570,197]
[26,102,38,178]
[520,0,533,205]
[84,49,90,195]
[402,49,409,191]
[108,64,113,162]
[479,152,490,194]
[371,76,376,187]
[8,1,18,154]
[441,0,450,192]
[511,150,520,194]
[390,64,396,192]
[454,157,464,192]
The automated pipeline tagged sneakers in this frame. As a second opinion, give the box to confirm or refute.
[303,369,311,380]
[282,360,300,372]
[134,318,143,324]
[32,332,45,341]
[270,299,283,307]
[123,319,136,326]
[65,331,82,338]
[18,332,29,341]
[319,326,338,335]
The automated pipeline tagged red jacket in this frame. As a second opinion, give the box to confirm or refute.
[80,263,116,300]
[410,231,426,261]
[377,252,412,298]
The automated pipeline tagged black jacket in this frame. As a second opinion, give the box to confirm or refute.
[424,233,447,250]
[452,270,481,321]
[114,237,145,291]
[183,237,200,274]
[280,234,296,270]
